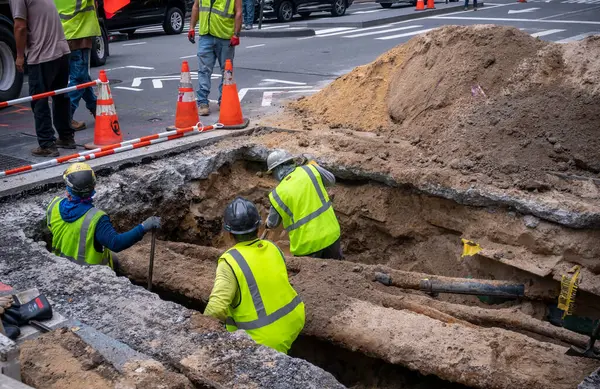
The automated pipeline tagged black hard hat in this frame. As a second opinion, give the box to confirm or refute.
[223,197,261,235]
[63,162,96,197]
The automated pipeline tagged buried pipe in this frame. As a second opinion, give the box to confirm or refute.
[420,278,525,298]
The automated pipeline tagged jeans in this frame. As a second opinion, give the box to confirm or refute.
[243,0,255,26]
[68,48,97,118]
[28,54,73,148]
[196,34,235,106]
[464,0,477,7]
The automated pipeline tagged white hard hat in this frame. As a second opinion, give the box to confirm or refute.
[267,149,295,173]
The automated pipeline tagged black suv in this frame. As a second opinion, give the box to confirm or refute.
[256,0,352,22]
[97,0,193,35]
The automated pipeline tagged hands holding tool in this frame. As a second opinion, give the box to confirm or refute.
[142,216,161,232]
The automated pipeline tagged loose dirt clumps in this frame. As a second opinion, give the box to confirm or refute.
[289,25,600,189]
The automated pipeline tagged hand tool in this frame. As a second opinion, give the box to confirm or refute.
[148,229,157,292]
[566,321,600,360]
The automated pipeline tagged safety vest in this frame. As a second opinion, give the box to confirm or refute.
[199,0,235,40]
[46,197,113,269]
[223,240,305,354]
[269,165,341,256]
[54,0,101,40]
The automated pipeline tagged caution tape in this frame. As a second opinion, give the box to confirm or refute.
[558,265,581,318]
[461,239,482,258]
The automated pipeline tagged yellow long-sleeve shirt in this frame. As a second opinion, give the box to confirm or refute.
[204,255,241,322]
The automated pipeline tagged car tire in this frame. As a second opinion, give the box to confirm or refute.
[380,2,392,7]
[331,0,346,16]
[0,24,23,102]
[91,25,108,67]
[299,11,311,18]
[277,1,294,22]
[163,7,184,35]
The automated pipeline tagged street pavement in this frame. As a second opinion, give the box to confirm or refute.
[1,0,599,170]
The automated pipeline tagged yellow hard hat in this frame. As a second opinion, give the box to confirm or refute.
[63,162,96,196]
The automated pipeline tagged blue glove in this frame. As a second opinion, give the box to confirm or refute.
[142,216,161,232]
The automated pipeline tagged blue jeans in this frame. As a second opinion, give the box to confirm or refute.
[243,0,255,25]
[68,48,97,118]
[464,0,477,7]
[196,34,235,106]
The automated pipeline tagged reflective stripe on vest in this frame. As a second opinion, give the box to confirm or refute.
[272,166,332,232]
[59,0,95,21]
[46,197,62,228]
[225,249,302,331]
[199,0,234,18]
[199,0,235,39]
[55,0,101,40]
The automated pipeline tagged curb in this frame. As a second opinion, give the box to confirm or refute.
[298,2,483,28]
[241,28,316,38]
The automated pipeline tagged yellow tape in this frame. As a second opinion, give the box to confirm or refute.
[558,265,581,318]
[461,239,482,258]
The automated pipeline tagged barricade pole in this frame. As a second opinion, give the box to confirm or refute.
[0,80,101,108]
[0,122,222,177]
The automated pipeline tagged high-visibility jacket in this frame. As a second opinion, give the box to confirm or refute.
[54,0,101,40]
[269,165,340,256]
[222,240,305,354]
[46,197,114,269]
[199,0,235,40]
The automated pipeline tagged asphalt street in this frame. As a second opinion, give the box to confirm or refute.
[1,0,599,168]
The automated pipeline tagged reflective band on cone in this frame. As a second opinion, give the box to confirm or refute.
[174,61,199,129]
[219,59,249,128]
[85,70,123,150]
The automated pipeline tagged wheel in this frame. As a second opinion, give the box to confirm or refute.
[0,24,23,102]
[163,7,184,35]
[299,11,311,18]
[277,1,294,22]
[91,25,108,67]
[331,0,346,16]
[380,2,393,7]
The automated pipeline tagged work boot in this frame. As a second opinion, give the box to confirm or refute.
[56,137,77,149]
[464,6,468,10]
[31,145,59,157]
[247,24,253,30]
[198,103,210,116]
[71,120,86,131]
[473,5,477,10]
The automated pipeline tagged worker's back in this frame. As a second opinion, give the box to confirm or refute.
[221,239,305,354]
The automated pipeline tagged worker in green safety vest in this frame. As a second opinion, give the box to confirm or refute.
[188,0,242,116]
[204,197,305,354]
[265,150,343,260]
[47,162,161,269]
[54,0,101,131]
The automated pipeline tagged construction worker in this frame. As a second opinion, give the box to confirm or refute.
[46,162,161,269]
[204,197,305,354]
[54,0,101,131]
[187,0,242,116]
[265,150,343,260]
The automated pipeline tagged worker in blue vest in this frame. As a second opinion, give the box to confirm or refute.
[204,197,305,354]
[265,150,343,260]
[46,162,161,269]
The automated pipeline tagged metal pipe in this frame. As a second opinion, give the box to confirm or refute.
[420,278,525,298]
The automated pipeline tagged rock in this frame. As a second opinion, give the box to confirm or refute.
[462,159,475,169]
[518,180,551,193]
[547,136,558,144]
[524,215,540,229]
[378,152,389,160]
[256,171,263,178]
[352,266,363,273]
[557,162,569,172]
[520,139,531,148]
[490,117,500,126]
[483,56,496,68]
[298,139,309,147]
[497,182,510,189]
[553,143,563,153]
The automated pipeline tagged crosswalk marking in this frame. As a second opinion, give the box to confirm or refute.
[315,23,395,37]
[315,27,356,35]
[556,31,600,43]
[343,25,422,38]
[530,29,565,37]
[376,28,434,40]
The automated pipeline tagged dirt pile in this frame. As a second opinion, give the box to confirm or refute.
[290,25,600,187]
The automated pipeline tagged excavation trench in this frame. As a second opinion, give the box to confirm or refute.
[101,159,600,389]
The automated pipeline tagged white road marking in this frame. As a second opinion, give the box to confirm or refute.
[376,28,434,40]
[261,79,307,85]
[132,74,220,88]
[539,4,600,20]
[316,23,396,37]
[507,7,540,13]
[237,86,314,102]
[180,54,197,59]
[114,86,143,91]
[530,28,565,37]
[122,42,147,46]
[262,90,320,106]
[316,27,357,35]
[344,25,422,38]
[352,9,385,14]
[260,24,290,30]
[246,44,266,48]
[126,65,154,70]
[556,31,600,42]
[431,16,600,25]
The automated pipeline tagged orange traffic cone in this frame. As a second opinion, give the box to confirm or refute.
[85,70,122,150]
[427,0,434,9]
[173,61,199,129]
[415,0,425,10]
[218,59,249,129]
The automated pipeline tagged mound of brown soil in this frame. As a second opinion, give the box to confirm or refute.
[291,25,600,187]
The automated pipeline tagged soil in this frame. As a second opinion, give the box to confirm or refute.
[20,328,194,389]
[284,26,600,194]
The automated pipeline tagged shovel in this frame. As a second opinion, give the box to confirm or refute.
[147,229,157,292]
[566,320,600,360]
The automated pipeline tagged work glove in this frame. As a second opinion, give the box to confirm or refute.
[229,36,240,47]
[142,216,161,232]
[188,29,196,44]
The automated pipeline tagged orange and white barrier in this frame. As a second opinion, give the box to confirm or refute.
[0,80,100,108]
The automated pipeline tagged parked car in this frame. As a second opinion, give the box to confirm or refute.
[97,0,193,36]
[256,0,352,22]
